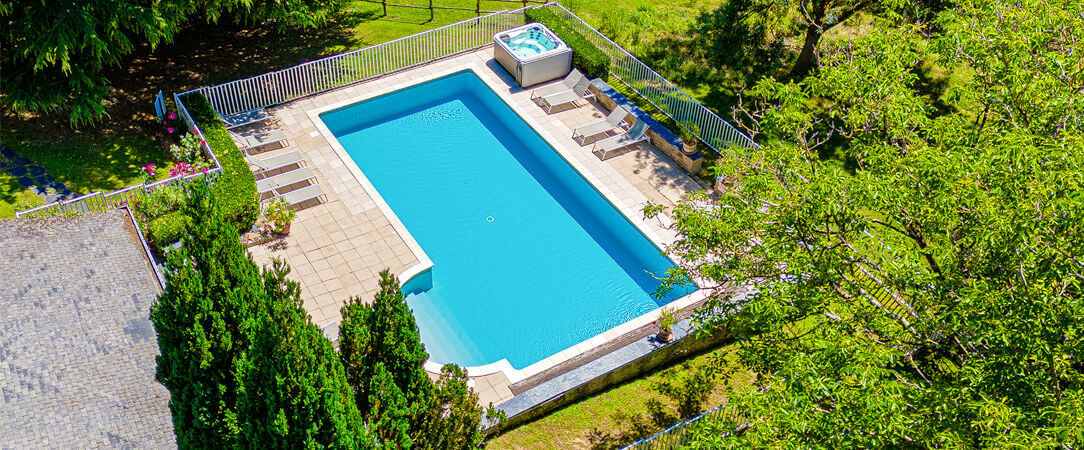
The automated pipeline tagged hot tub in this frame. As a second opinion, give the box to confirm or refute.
[494,23,573,87]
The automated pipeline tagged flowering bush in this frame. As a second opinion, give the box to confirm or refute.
[140,163,157,183]
[169,133,205,163]
[131,182,185,226]
[168,161,212,177]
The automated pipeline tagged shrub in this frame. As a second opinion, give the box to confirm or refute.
[525,8,612,79]
[147,211,189,248]
[179,93,259,230]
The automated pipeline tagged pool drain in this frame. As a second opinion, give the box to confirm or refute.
[486,216,495,222]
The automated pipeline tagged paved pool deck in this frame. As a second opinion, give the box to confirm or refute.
[245,48,706,407]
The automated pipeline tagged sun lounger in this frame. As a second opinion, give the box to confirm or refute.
[257,167,316,196]
[592,120,650,160]
[530,69,585,102]
[245,150,305,174]
[572,106,630,145]
[279,184,326,208]
[219,108,272,130]
[230,129,288,153]
[539,77,595,114]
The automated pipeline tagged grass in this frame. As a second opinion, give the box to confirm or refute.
[1,0,751,218]
[489,343,754,449]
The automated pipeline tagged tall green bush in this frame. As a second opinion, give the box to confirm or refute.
[339,270,500,447]
[151,182,264,447]
[525,8,611,79]
[152,183,368,447]
[179,93,259,230]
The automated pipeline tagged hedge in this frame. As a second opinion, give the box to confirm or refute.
[147,211,190,249]
[179,93,260,231]
[525,8,611,79]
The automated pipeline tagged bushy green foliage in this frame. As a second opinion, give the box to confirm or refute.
[340,270,497,447]
[151,182,263,447]
[152,183,368,447]
[237,259,368,448]
[525,8,611,79]
[663,0,1084,445]
[146,211,189,248]
[180,93,259,230]
[0,0,347,125]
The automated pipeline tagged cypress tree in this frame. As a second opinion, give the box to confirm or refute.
[151,181,261,447]
[340,270,499,447]
[340,270,431,445]
[153,183,369,447]
[237,259,369,448]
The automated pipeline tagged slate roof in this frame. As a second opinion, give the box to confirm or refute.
[0,210,175,448]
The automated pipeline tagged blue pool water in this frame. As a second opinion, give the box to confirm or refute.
[320,71,694,369]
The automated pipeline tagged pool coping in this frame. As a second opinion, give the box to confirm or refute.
[305,62,707,386]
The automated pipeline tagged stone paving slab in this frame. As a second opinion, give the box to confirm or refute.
[0,211,175,448]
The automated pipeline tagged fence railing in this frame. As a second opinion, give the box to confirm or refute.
[621,405,736,450]
[15,92,222,219]
[191,7,529,116]
[15,170,220,218]
[540,3,758,152]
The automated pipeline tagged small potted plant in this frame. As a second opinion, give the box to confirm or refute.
[264,197,296,235]
[657,307,678,343]
[678,121,700,156]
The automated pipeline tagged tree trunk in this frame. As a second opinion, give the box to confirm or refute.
[791,24,823,78]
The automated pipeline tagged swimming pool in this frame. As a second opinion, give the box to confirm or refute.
[320,71,694,370]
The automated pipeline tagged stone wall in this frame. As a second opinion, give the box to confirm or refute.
[493,326,731,433]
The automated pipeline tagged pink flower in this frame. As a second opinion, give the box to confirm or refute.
[162,119,168,125]
[202,167,209,173]
[142,164,156,177]
[167,127,175,134]
[167,112,177,120]
[199,139,206,146]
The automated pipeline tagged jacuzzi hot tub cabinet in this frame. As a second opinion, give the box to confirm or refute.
[494,23,573,87]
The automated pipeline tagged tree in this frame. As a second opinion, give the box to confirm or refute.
[152,183,369,447]
[236,259,369,448]
[0,0,345,126]
[339,270,498,448]
[339,270,431,446]
[660,0,1084,445]
[151,181,263,447]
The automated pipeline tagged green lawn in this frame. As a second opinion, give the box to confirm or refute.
[1,0,740,218]
[489,344,754,449]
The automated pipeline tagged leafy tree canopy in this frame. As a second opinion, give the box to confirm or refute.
[660,0,1084,445]
[0,0,344,126]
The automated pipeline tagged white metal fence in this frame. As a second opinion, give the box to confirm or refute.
[540,3,758,152]
[191,8,530,116]
[621,405,733,449]
[15,171,220,218]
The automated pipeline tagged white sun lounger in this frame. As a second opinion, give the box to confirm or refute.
[572,106,630,145]
[230,129,288,153]
[539,77,595,114]
[592,120,650,160]
[219,108,272,130]
[245,150,305,174]
[279,184,326,208]
[530,69,585,102]
[257,167,316,196]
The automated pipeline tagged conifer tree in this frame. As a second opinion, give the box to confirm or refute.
[153,184,370,448]
[237,259,369,448]
[339,270,432,446]
[151,181,262,447]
